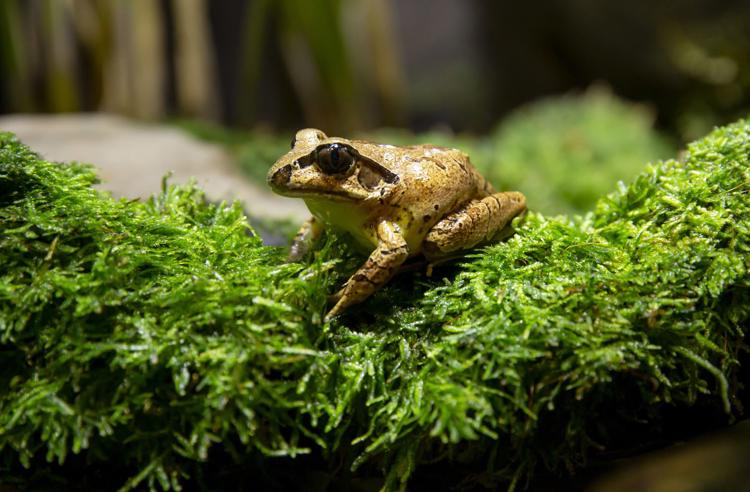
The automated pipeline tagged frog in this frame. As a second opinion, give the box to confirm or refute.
[267,128,527,321]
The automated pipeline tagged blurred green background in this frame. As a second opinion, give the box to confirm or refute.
[1,0,750,217]
[2,0,750,141]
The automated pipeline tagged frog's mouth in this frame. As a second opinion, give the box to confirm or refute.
[269,185,361,202]
[275,187,359,201]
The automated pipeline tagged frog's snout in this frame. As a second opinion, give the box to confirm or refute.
[269,164,293,188]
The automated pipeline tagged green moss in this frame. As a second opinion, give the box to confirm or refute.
[1,115,748,490]
[484,88,675,215]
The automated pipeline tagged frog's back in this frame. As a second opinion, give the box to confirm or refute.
[392,144,491,202]
[361,143,493,252]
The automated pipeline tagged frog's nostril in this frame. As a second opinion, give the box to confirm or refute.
[271,164,293,186]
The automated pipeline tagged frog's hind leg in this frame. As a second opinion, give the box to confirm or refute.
[423,191,526,261]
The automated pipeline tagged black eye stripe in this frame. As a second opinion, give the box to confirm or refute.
[295,154,312,168]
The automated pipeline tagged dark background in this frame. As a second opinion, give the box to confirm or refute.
[1,0,750,140]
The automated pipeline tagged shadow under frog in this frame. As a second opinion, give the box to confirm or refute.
[268,128,527,321]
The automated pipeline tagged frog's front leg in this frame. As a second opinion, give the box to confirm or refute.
[325,221,408,321]
[289,217,323,261]
[423,191,526,260]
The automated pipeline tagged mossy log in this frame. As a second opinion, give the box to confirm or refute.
[0,118,748,490]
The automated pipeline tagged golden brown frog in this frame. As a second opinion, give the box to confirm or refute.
[267,128,526,321]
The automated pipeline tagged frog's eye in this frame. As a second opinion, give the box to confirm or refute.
[315,143,356,174]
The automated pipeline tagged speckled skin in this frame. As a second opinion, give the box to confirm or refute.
[267,128,526,320]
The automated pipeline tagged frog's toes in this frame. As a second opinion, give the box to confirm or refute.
[328,287,345,304]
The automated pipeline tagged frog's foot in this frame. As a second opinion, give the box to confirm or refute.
[324,221,408,321]
[423,191,526,260]
[288,217,322,262]
[328,286,345,305]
